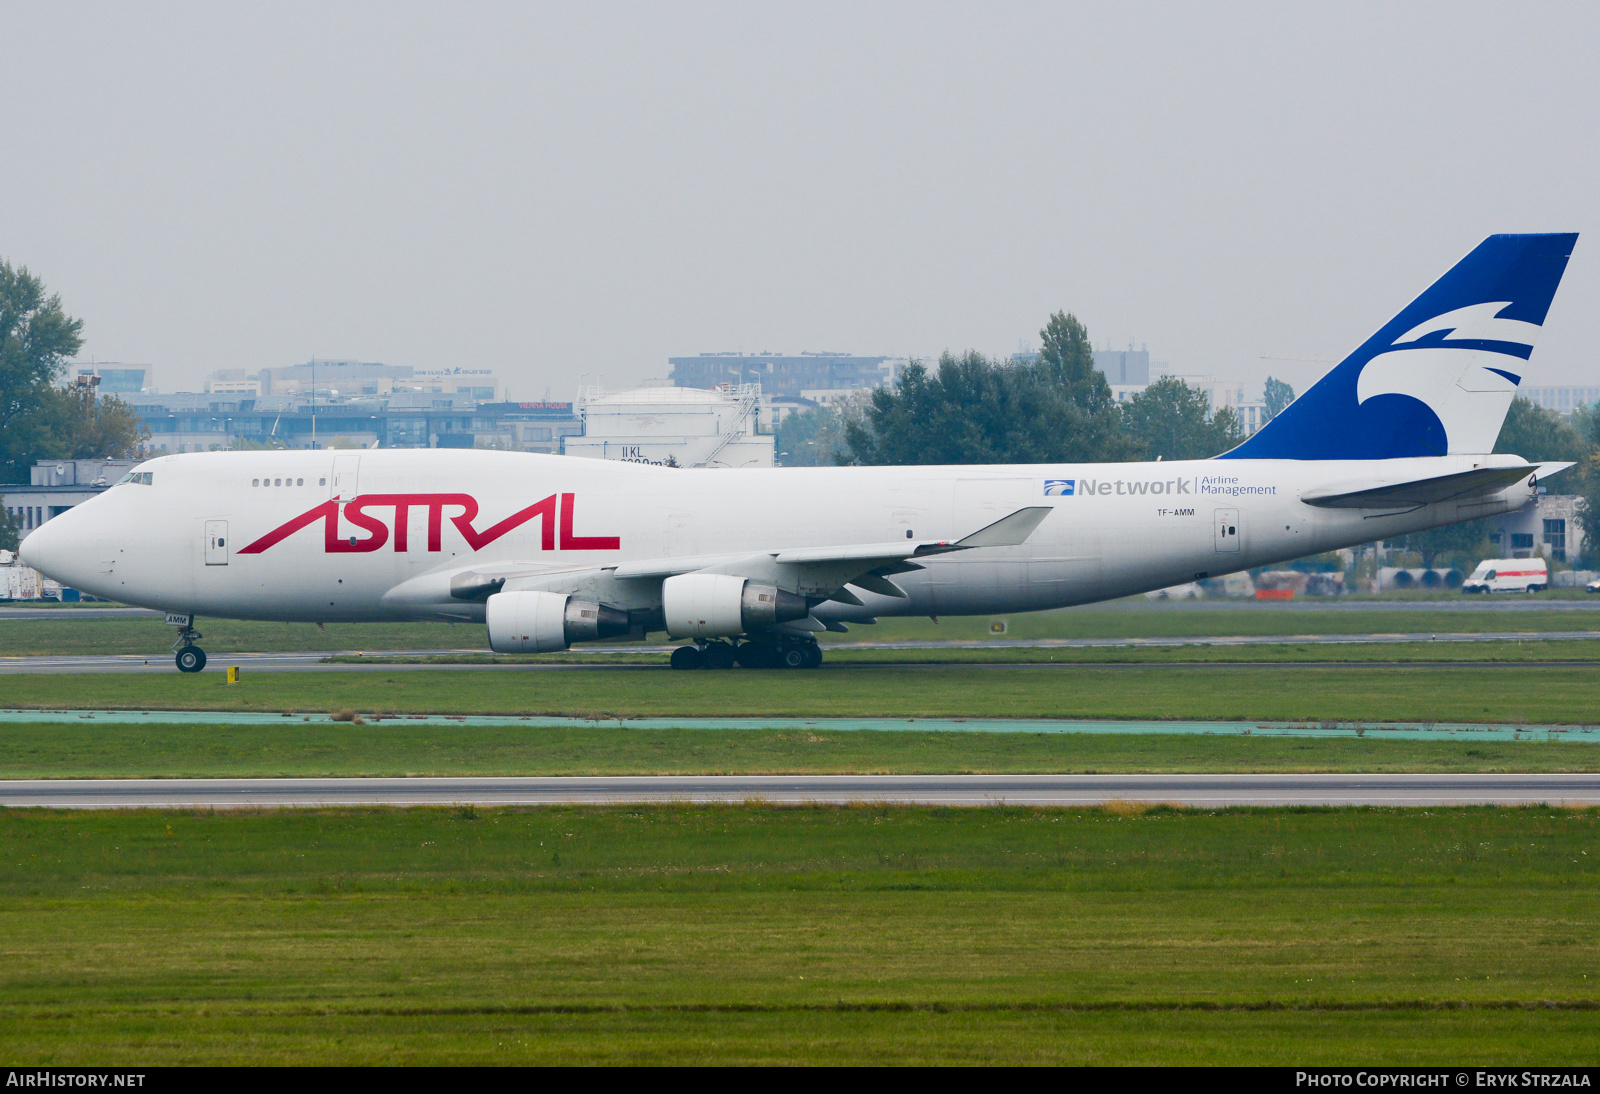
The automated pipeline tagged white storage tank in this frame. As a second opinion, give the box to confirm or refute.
[562,384,775,468]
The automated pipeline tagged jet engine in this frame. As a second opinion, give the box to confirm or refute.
[661,573,810,638]
[485,590,630,652]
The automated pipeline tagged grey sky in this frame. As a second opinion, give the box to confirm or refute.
[4,2,1597,399]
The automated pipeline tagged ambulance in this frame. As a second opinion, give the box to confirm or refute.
[1461,557,1549,594]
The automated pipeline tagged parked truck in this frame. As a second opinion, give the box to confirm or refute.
[1461,557,1549,594]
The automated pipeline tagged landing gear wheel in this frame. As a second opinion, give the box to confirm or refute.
[803,643,823,669]
[670,645,703,670]
[175,646,207,673]
[703,642,737,670]
[778,645,808,669]
[735,642,775,669]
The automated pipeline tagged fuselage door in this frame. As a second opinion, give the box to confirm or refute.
[1214,508,1240,553]
[205,520,229,566]
[331,455,360,503]
[664,510,694,556]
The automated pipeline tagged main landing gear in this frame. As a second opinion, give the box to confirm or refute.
[172,618,207,673]
[670,637,822,670]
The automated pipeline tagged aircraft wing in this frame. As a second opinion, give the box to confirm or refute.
[1300,463,1561,511]
[439,505,1054,608]
[645,505,1053,603]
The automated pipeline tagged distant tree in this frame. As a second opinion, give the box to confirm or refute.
[842,312,1136,467]
[229,435,283,451]
[1262,376,1295,421]
[1036,311,1118,413]
[777,392,871,467]
[1121,376,1244,460]
[842,344,1138,466]
[1494,397,1591,463]
[0,261,84,482]
[37,384,148,460]
[1569,452,1600,567]
[1566,402,1600,452]
[1405,518,1494,572]
[0,506,18,553]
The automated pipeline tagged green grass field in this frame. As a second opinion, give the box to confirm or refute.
[1,804,1595,1064]
[337,638,1600,665]
[6,601,1600,656]
[5,663,1599,723]
[3,721,1595,779]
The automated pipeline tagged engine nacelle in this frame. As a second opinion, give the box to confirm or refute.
[661,574,810,638]
[486,590,629,652]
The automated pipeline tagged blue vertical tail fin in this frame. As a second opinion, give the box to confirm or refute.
[1222,233,1577,460]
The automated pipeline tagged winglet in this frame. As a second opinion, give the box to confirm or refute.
[953,506,1052,549]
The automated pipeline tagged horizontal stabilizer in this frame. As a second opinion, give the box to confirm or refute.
[1301,464,1547,509]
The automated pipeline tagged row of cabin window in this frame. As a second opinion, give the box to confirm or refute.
[253,477,326,487]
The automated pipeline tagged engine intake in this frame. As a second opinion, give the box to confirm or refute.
[661,574,810,638]
[486,590,629,652]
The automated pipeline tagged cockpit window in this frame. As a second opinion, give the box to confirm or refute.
[117,471,154,486]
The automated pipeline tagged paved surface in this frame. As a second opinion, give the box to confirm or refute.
[837,631,1600,649]
[5,709,1592,740]
[0,606,161,619]
[5,773,1598,808]
[8,599,1600,620]
[1126,599,1600,612]
[0,650,493,673]
[3,627,1600,673]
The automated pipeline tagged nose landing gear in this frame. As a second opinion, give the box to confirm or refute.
[171,617,207,673]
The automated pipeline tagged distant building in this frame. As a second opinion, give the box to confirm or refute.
[209,361,505,402]
[253,360,410,397]
[1486,494,1585,562]
[203,369,262,396]
[464,402,584,453]
[1236,401,1270,437]
[670,352,897,399]
[767,394,820,425]
[565,385,773,468]
[75,365,155,394]
[409,369,502,401]
[3,460,140,545]
[1523,386,1600,415]
[127,392,580,454]
[1093,345,1149,385]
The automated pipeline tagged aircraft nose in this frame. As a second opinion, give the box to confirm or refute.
[18,509,77,582]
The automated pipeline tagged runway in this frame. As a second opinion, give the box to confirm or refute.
[7,598,1600,621]
[0,606,160,619]
[5,773,1598,808]
[5,708,1594,741]
[4,628,1600,673]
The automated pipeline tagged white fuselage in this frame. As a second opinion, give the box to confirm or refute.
[21,449,1539,631]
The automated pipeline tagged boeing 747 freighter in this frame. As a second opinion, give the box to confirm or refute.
[21,234,1578,670]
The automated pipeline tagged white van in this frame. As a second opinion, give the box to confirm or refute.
[1461,557,1549,594]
